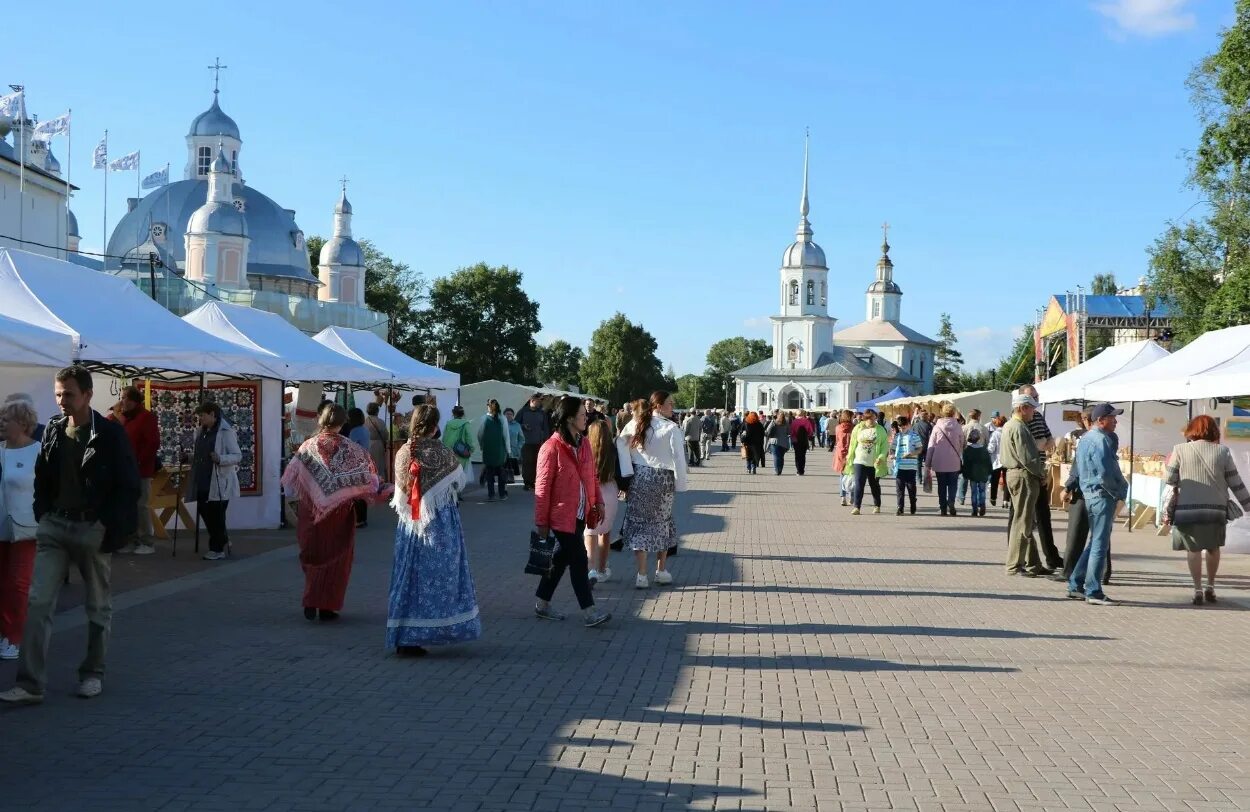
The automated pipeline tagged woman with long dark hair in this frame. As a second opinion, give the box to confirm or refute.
[533,397,611,627]
[617,390,688,588]
[584,419,619,583]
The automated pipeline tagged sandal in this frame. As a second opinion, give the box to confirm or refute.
[1204,587,1217,604]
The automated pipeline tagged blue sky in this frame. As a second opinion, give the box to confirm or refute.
[8,0,1227,373]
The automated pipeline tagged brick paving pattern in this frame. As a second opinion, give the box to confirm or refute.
[4,447,1250,811]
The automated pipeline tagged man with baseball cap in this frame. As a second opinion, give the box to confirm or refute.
[1067,403,1128,605]
[1001,389,1048,576]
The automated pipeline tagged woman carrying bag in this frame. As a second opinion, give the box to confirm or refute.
[441,406,476,496]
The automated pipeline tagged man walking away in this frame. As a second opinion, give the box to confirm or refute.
[700,410,717,460]
[516,393,551,491]
[891,414,921,515]
[112,385,159,555]
[1067,404,1127,605]
[1001,391,1047,577]
[683,411,702,467]
[729,412,741,448]
[0,366,139,705]
[719,411,732,452]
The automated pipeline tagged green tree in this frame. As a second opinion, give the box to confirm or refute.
[933,313,964,393]
[415,263,541,384]
[995,324,1037,390]
[1145,2,1250,340]
[536,340,585,390]
[703,336,771,409]
[306,236,426,357]
[580,313,666,408]
[673,374,701,409]
[1090,273,1119,296]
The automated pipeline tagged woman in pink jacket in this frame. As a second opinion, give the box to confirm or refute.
[533,396,611,628]
[926,404,967,516]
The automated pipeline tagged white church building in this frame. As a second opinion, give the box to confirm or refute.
[733,147,937,412]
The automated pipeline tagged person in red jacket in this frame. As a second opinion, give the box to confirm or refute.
[533,396,611,628]
[113,386,160,555]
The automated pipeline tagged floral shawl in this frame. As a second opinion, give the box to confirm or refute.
[391,437,466,538]
[281,431,380,523]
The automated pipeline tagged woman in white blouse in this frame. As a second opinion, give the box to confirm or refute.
[0,397,41,661]
[616,390,688,589]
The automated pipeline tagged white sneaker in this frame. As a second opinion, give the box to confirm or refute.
[654,570,673,586]
[202,551,226,561]
[0,686,43,705]
[588,569,600,584]
[599,567,612,583]
[0,640,18,660]
[635,574,649,589]
[76,677,103,699]
[133,543,156,555]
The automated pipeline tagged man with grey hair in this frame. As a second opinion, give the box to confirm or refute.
[1016,383,1063,571]
[1000,389,1047,576]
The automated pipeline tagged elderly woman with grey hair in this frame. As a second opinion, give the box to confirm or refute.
[0,397,41,660]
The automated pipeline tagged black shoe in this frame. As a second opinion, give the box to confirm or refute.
[1048,572,1069,582]
[940,508,948,516]
[909,505,916,515]
[1019,570,1040,578]
[397,645,428,657]
[318,610,340,621]
[896,507,904,515]
[1034,567,1055,576]
[304,607,317,621]
[949,508,958,516]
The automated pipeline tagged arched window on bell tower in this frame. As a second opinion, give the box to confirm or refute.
[806,280,814,305]
[789,280,799,306]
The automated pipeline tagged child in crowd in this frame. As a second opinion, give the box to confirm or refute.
[961,429,993,517]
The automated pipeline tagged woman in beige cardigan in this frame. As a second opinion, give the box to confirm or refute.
[1164,415,1250,605]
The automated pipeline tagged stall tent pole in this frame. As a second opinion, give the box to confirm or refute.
[1126,401,1136,533]
[194,372,206,553]
[278,380,287,530]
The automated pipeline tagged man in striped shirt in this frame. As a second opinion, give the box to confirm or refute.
[891,414,922,515]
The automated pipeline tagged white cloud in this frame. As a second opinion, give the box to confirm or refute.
[960,325,1026,373]
[1094,0,1196,37]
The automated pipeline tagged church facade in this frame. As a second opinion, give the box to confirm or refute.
[733,147,936,412]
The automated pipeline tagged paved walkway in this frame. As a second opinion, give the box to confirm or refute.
[5,447,1250,811]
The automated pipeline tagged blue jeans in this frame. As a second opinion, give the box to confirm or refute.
[1069,490,1115,597]
[936,472,959,511]
[958,475,967,503]
[970,481,986,511]
[772,447,787,474]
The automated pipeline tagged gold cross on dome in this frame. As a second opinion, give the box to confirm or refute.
[208,58,229,94]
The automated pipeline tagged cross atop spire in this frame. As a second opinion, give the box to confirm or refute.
[339,175,349,194]
[208,57,228,95]
[881,221,890,254]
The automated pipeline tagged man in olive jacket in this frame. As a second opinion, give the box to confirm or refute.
[0,366,139,705]
[1001,391,1047,577]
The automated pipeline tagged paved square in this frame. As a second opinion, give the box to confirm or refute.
[4,449,1250,811]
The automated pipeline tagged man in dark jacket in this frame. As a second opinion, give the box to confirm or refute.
[516,393,552,491]
[0,366,139,705]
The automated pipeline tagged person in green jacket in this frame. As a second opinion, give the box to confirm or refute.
[477,399,511,502]
[843,409,889,515]
[961,428,993,517]
[442,406,477,498]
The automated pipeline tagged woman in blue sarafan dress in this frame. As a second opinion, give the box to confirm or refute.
[387,405,482,657]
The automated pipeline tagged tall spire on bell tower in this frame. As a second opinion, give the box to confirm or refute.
[796,127,812,242]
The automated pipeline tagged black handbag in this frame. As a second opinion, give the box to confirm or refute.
[525,530,558,576]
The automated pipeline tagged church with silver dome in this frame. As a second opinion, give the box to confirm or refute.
[732,141,937,412]
[96,86,382,335]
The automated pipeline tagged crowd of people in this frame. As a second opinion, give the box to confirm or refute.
[0,366,1248,706]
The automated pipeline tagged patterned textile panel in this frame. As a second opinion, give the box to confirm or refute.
[150,381,261,495]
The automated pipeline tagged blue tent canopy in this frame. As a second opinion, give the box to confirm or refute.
[855,386,910,412]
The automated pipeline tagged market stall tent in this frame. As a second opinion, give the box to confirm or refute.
[312,326,459,391]
[1034,340,1170,404]
[458,380,605,463]
[875,389,1011,420]
[0,247,283,379]
[0,312,74,368]
[1084,324,1250,403]
[184,302,390,384]
[855,385,910,412]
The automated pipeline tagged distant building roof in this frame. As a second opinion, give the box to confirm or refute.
[832,319,938,346]
[1050,294,1173,319]
[733,345,918,381]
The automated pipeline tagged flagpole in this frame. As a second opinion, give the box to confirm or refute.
[102,129,108,258]
[10,86,25,246]
[65,108,72,258]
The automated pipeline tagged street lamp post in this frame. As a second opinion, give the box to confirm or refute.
[435,350,446,368]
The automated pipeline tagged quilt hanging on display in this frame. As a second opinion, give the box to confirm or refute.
[151,380,262,495]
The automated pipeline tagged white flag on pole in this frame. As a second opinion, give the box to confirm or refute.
[93,137,108,169]
[109,151,139,172]
[141,165,168,189]
[0,91,22,119]
[32,112,70,141]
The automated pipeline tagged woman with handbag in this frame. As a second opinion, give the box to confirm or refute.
[0,398,40,661]
[441,405,476,495]
[282,403,391,621]
[533,396,611,627]
[843,409,889,515]
[926,404,967,516]
[764,411,791,475]
[1164,415,1250,605]
[387,405,481,657]
[740,411,765,474]
[584,419,620,584]
[364,402,390,482]
[617,390,688,588]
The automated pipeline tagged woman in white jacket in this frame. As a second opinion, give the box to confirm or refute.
[616,390,688,589]
[187,402,242,561]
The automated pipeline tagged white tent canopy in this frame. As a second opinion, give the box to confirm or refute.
[312,326,459,391]
[0,248,281,378]
[876,389,1011,417]
[1084,324,1250,403]
[184,302,390,384]
[1035,340,1170,404]
[0,312,74,368]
